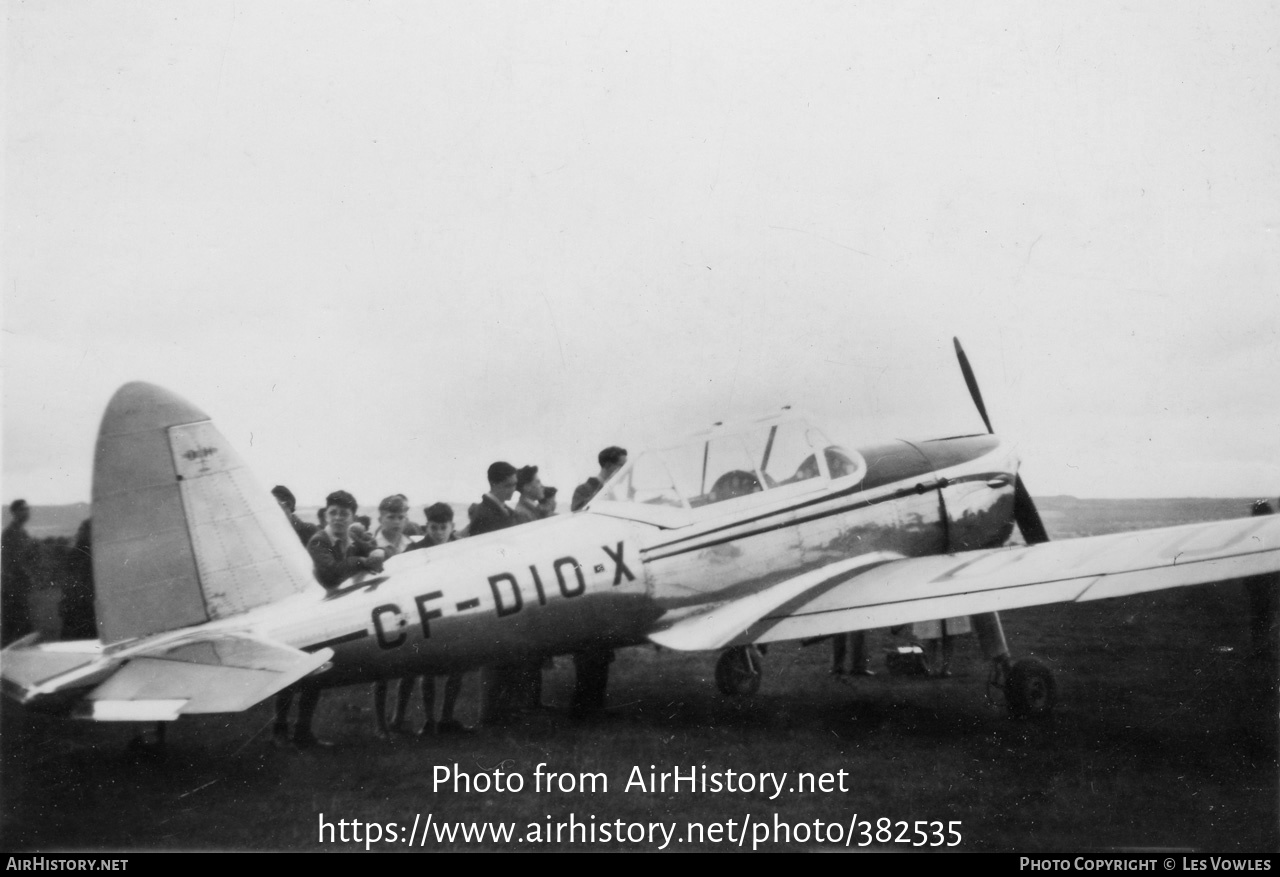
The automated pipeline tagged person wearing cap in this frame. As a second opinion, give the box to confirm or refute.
[1,499,38,645]
[371,494,434,738]
[372,494,414,556]
[272,485,319,546]
[511,465,548,525]
[381,502,471,737]
[276,490,385,749]
[305,490,385,590]
[393,494,424,538]
[538,486,559,518]
[469,462,518,537]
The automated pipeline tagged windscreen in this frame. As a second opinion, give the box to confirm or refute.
[595,418,847,510]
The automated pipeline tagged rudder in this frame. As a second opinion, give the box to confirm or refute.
[92,382,315,645]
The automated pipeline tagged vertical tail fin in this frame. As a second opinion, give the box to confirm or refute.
[92,383,315,645]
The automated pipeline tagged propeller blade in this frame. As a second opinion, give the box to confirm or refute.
[953,338,1050,544]
[953,337,994,434]
[1013,475,1050,544]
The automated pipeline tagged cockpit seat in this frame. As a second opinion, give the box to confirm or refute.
[708,469,763,503]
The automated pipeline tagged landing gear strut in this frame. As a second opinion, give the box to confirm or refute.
[990,655,1056,719]
[715,645,763,696]
[974,612,1056,719]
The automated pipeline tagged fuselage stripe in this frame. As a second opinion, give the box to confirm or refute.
[641,471,1003,560]
[306,630,368,652]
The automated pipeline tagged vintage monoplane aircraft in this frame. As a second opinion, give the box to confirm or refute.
[4,341,1278,725]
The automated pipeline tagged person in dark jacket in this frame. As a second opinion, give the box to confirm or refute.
[276,490,383,749]
[383,502,470,736]
[568,448,628,713]
[511,465,548,525]
[469,462,518,536]
[305,490,384,590]
[272,485,318,546]
[60,519,97,640]
[470,462,526,722]
[570,446,627,512]
[272,486,319,750]
[2,499,38,646]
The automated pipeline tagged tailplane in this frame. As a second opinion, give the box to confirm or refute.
[3,632,332,720]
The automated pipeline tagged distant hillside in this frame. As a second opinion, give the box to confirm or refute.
[1,503,92,540]
[1033,496,1266,539]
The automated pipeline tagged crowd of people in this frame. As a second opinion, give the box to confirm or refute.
[267,445,628,749]
[0,444,631,750]
[1,500,96,646]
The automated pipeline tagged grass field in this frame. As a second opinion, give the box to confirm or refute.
[2,498,1276,852]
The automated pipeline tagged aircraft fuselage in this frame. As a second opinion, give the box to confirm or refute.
[235,433,1018,687]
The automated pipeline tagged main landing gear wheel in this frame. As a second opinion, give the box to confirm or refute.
[1003,657,1056,719]
[715,645,763,696]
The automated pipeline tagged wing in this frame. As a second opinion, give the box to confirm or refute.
[649,515,1280,651]
[2,633,332,721]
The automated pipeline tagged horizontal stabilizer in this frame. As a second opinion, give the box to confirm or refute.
[84,634,333,718]
[1,640,110,705]
[83,700,189,722]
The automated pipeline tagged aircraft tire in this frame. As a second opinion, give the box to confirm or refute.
[715,645,763,697]
[1004,657,1056,719]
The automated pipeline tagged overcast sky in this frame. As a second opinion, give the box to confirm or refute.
[5,2,1278,511]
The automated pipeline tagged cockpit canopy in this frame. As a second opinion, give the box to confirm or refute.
[592,411,865,519]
